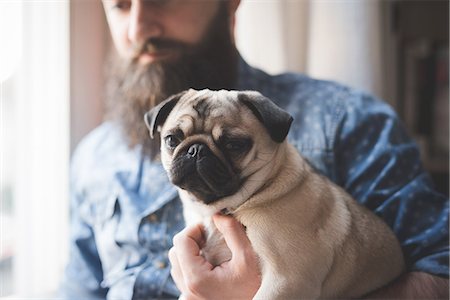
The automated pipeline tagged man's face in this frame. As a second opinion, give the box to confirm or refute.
[102,0,224,65]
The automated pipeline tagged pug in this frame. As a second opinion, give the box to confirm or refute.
[144,89,404,299]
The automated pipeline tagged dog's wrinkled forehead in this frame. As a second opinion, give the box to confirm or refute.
[169,89,242,132]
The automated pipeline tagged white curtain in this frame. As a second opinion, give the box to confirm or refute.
[11,0,70,296]
[236,0,387,100]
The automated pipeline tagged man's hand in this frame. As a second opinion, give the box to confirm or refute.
[366,272,449,299]
[168,214,261,300]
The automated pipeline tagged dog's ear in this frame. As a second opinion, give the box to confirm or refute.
[144,90,187,139]
[238,91,293,143]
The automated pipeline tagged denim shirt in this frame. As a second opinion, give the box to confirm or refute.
[61,58,449,299]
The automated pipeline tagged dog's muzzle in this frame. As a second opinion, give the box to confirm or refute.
[170,142,240,204]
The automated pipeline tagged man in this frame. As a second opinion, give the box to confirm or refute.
[61,0,449,299]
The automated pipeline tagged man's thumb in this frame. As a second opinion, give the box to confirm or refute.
[212,214,250,253]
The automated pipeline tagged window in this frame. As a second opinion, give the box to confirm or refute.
[0,0,70,297]
[1,79,16,297]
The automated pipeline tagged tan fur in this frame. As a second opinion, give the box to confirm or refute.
[157,89,404,299]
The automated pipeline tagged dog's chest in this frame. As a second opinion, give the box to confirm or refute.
[179,190,216,225]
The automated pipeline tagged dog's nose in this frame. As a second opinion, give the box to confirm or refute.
[187,143,208,158]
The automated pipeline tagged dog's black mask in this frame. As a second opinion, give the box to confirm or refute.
[170,142,240,204]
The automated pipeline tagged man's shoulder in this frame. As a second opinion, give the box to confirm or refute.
[256,69,400,152]
[239,58,392,113]
[239,58,384,112]
[260,71,397,122]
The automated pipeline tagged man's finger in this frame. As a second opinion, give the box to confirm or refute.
[168,247,186,293]
[212,214,253,257]
[172,224,212,277]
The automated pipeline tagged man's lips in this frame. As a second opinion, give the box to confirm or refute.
[137,50,177,64]
[134,40,186,64]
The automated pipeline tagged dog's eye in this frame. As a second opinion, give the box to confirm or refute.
[225,141,242,151]
[225,140,248,152]
[164,135,181,149]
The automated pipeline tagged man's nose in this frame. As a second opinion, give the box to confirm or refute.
[128,1,163,45]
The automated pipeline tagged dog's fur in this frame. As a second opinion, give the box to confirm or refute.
[145,89,404,299]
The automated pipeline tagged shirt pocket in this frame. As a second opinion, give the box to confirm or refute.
[93,189,141,289]
[138,211,169,252]
[137,198,184,253]
[78,184,119,227]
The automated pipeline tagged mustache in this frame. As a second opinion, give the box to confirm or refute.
[132,38,189,58]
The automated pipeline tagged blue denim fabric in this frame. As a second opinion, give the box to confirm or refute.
[61,58,449,299]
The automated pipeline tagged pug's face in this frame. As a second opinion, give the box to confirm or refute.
[145,89,293,205]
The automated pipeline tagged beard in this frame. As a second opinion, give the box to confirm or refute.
[104,4,238,160]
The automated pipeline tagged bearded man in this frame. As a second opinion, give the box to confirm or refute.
[61,0,449,299]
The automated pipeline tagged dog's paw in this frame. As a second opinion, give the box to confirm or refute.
[201,228,231,266]
[202,242,231,266]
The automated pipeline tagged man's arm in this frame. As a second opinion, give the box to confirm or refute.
[333,92,449,295]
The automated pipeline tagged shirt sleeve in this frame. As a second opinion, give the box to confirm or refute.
[333,92,449,278]
[59,190,109,299]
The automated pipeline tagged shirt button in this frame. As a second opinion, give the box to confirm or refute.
[148,214,158,222]
[154,261,166,269]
